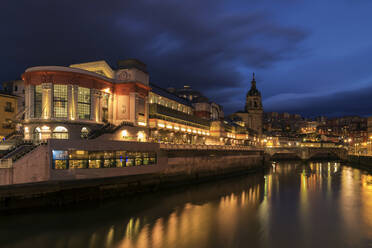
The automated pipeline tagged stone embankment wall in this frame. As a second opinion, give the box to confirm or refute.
[347,155,372,171]
[0,149,264,211]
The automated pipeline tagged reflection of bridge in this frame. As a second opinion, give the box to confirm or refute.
[265,147,347,160]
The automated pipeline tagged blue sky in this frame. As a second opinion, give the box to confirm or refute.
[1,0,372,117]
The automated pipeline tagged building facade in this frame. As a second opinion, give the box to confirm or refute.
[21,60,150,142]
[0,92,18,139]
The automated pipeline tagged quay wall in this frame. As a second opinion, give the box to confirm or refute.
[347,155,372,171]
[0,145,264,211]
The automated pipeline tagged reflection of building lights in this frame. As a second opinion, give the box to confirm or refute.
[158,123,165,128]
[192,130,197,134]
[24,127,29,133]
[197,131,201,135]
[202,131,205,135]
[207,132,210,136]
[181,128,186,132]
[137,122,147,126]
[174,126,180,130]
[187,129,192,133]
[166,125,173,129]
[103,88,111,93]
[122,130,128,137]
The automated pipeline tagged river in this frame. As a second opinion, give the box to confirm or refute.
[1,161,372,248]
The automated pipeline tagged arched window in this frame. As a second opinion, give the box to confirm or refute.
[81,127,90,139]
[52,126,68,139]
[137,131,146,142]
[33,127,41,141]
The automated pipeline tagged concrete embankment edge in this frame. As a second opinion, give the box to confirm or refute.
[0,156,265,212]
[345,155,372,172]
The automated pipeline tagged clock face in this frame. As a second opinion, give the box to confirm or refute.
[117,71,129,81]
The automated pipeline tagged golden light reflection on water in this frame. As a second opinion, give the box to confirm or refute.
[361,173,372,237]
[7,161,372,248]
[113,183,262,248]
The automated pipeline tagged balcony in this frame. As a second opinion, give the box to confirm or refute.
[149,103,210,128]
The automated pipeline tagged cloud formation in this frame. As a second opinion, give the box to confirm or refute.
[1,0,371,117]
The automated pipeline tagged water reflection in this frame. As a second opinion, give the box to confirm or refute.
[1,161,372,248]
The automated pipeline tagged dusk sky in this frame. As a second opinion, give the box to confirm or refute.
[1,0,372,117]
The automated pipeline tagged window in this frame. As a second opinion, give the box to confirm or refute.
[52,126,68,139]
[77,87,91,120]
[81,127,90,139]
[33,127,41,141]
[4,102,14,112]
[51,150,157,169]
[53,85,68,118]
[14,85,18,92]
[34,85,42,118]
[52,150,68,169]
[2,119,12,129]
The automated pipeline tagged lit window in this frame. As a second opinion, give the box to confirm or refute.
[53,84,68,118]
[52,126,68,139]
[34,85,42,118]
[78,87,91,120]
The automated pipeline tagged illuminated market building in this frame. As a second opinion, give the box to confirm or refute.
[22,59,150,142]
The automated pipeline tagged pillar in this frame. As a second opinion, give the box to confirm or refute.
[91,89,101,122]
[68,85,77,121]
[42,83,52,119]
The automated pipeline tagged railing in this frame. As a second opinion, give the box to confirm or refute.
[160,143,261,151]
[0,158,12,168]
[149,104,210,128]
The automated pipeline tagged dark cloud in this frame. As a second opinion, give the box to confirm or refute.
[264,83,372,117]
[0,0,307,97]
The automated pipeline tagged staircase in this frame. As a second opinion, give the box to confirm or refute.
[87,121,134,139]
[0,140,37,161]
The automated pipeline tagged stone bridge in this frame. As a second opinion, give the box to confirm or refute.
[265,147,348,160]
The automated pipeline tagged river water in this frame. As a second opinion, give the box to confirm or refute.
[1,161,372,248]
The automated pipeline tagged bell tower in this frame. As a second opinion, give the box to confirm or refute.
[245,73,263,134]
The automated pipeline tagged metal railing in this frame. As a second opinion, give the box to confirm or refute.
[159,143,261,151]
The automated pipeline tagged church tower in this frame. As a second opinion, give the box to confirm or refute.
[230,73,264,135]
[245,73,263,134]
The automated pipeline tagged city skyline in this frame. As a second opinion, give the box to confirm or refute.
[1,0,372,117]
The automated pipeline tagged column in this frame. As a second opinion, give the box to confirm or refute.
[129,92,136,124]
[68,85,77,120]
[25,85,34,120]
[42,83,52,119]
[91,89,101,122]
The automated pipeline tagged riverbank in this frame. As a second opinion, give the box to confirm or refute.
[346,155,372,172]
[0,150,265,212]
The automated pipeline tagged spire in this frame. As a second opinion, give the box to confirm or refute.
[251,72,256,88]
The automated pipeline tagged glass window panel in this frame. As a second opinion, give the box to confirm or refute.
[78,87,91,120]
[53,84,68,118]
[34,85,42,118]
[103,159,116,168]
[135,152,143,166]
[52,150,68,160]
[116,158,125,168]
[103,151,114,159]
[69,150,88,159]
[89,160,101,168]
[89,151,104,159]
[54,160,67,170]
[69,160,88,169]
